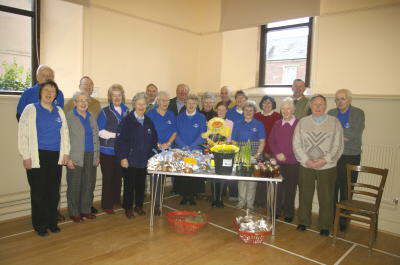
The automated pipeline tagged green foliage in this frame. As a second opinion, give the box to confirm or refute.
[0,59,32,91]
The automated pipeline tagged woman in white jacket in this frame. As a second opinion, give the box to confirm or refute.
[18,80,70,237]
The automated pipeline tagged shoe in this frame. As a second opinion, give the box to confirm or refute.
[103,209,115,214]
[81,213,96,219]
[320,229,330,237]
[134,206,146,216]
[211,201,218,207]
[284,217,293,223]
[48,225,61,233]
[297,224,307,231]
[125,209,134,219]
[189,198,196,206]
[229,196,238,202]
[70,215,83,223]
[36,228,49,237]
[180,198,188,205]
[339,223,347,232]
[154,208,161,216]
[91,206,98,214]
[57,212,65,222]
[275,214,280,220]
[216,201,224,208]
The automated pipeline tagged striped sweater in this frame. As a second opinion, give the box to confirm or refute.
[293,115,344,170]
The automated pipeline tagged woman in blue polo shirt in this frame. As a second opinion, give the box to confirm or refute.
[146,91,177,215]
[97,84,129,214]
[66,91,100,222]
[18,80,70,237]
[232,101,266,210]
[175,94,207,205]
[115,92,158,219]
[226,90,248,124]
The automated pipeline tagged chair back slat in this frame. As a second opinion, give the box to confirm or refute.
[346,164,389,210]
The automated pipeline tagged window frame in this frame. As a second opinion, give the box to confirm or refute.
[259,17,313,88]
[0,0,40,95]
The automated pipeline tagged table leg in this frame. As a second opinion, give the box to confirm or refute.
[159,174,166,214]
[272,182,277,236]
[266,181,277,236]
[150,173,159,230]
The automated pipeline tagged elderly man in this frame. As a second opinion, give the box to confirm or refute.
[328,89,365,231]
[292,79,310,119]
[64,76,101,118]
[168,83,189,116]
[16,65,64,121]
[217,86,235,109]
[145,83,158,111]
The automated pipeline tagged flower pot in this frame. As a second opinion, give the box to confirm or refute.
[213,152,236,175]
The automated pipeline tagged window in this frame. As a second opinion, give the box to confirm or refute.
[259,17,313,87]
[0,0,39,94]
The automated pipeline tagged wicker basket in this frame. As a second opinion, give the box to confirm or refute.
[234,219,271,244]
[166,211,210,234]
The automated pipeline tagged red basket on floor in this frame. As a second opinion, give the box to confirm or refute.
[234,219,271,244]
[166,211,210,234]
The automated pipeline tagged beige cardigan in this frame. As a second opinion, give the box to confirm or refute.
[18,104,70,168]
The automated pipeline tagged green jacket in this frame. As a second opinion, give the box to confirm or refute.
[294,96,310,119]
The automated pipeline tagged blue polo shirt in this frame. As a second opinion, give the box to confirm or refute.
[175,111,207,150]
[337,107,350,129]
[226,105,243,124]
[146,109,177,144]
[35,103,62,151]
[17,83,64,117]
[232,118,266,142]
[73,108,94,152]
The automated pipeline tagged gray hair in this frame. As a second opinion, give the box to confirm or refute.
[280,97,295,111]
[72,90,90,103]
[157,90,170,101]
[202,92,215,104]
[132,92,147,108]
[242,100,257,112]
[335,89,352,100]
[187,94,199,103]
[221,85,232,93]
[310,94,327,104]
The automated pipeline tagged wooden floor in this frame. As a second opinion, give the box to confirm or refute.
[0,195,399,265]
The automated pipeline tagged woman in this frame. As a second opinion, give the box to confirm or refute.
[231,101,265,210]
[18,80,70,236]
[66,91,100,222]
[175,94,207,205]
[293,94,344,236]
[226,90,247,124]
[97,84,129,214]
[115,92,158,219]
[254,96,281,208]
[200,92,217,121]
[269,98,299,223]
[146,91,177,216]
[328,89,365,231]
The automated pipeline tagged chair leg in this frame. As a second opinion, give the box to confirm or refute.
[332,206,341,245]
[368,219,375,255]
[374,216,378,241]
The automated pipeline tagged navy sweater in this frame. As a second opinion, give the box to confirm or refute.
[115,112,158,168]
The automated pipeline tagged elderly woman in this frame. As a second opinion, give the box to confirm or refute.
[232,101,265,210]
[18,80,70,236]
[226,90,248,124]
[293,94,344,236]
[66,91,100,222]
[328,89,365,231]
[97,84,129,214]
[175,94,207,205]
[200,92,217,121]
[146,91,177,215]
[115,92,158,219]
[269,98,299,223]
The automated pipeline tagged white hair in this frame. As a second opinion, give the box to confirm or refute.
[132,92,147,108]
[242,100,257,112]
[72,90,90,103]
[280,97,295,111]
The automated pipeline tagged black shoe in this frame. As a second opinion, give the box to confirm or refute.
[48,225,61,233]
[154,208,161,216]
[320,229,330,237]
[91,206,98,214]
[189,198,196,205]
[284,217,293,223]
[339,223,347,232]
[216,201,224,208]
[36,228,49,237]
[211,201,218,207]
[180,198,188,205]
[297,224,306,231]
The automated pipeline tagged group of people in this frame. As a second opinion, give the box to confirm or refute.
[17,65,365,238]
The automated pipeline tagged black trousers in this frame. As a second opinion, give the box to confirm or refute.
[26,150,62,231]
[100,153,122,210]
[276,164,299,218]
[123,167,146,209]
[334,154,361,224]
[176,176,201,198]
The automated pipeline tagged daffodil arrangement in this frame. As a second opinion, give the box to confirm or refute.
[202,117,231,146]
[210,144,239,154]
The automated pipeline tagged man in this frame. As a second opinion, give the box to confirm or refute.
[64,76,102,215]
[145,83,158,111]
[64,76,101,118]
[168,83,189,116]
[217,86,235,109]
[328,89,365,231]
[16,65,64,121]
[291,79,310,119]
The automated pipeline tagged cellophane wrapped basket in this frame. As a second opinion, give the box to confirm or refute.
[234,219,271,244]
[166,211,210,234]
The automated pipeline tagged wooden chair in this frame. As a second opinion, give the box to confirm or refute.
[332,164,388,254]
